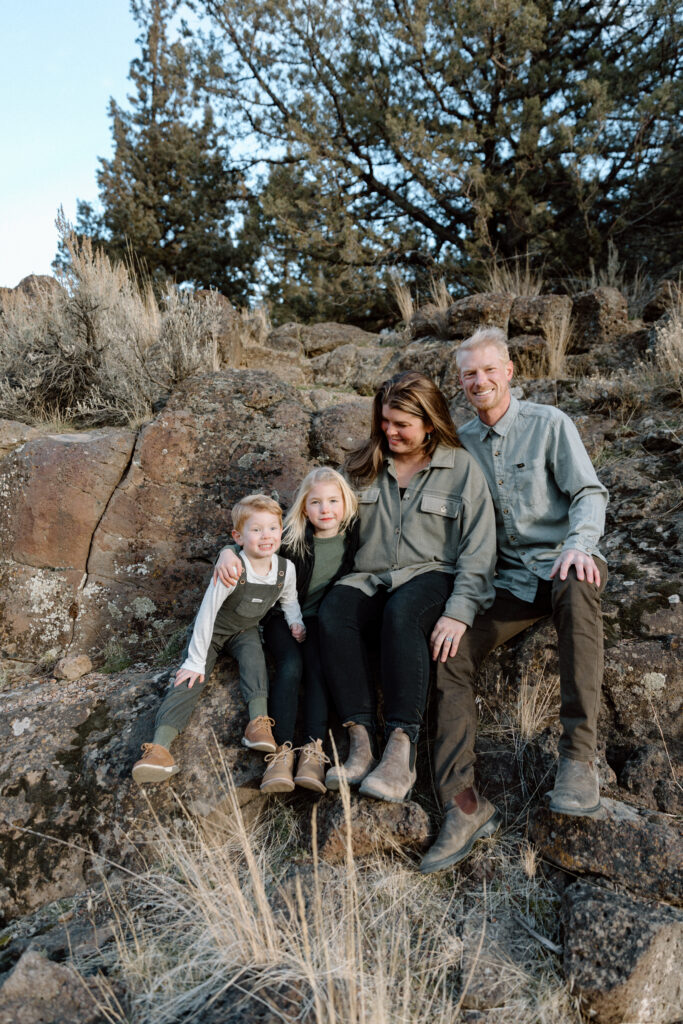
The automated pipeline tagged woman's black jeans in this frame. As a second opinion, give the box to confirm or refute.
[318,572,453,744]
[263,613,330,746]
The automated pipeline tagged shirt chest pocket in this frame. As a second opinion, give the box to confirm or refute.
[357,487,380,505]
[420,494,462,520]
[512,460,547,511]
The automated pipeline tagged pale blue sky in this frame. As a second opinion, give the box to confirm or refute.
[0,1,138,287]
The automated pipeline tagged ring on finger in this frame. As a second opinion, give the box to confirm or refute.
[446,635,454,642]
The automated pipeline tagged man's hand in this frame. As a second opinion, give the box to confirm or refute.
[430,616,468,663]
[213,547,243,586]
[550,548,601,586]
[290,622,306,643]
[174,668,204,689]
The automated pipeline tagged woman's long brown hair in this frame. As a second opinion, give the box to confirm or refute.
[345,371,460,483]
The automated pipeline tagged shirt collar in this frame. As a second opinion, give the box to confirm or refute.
[475,393,520,440]
[383,442,455,473]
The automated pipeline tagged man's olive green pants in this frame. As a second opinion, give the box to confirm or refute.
[434,560,607,807]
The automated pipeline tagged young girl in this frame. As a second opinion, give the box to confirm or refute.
[215,468,359,794]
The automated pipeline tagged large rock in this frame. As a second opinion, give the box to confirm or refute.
[0,661,266,922]
[0,430,136,662]
[642,280,681,323]
[70,370,312,656]
[309,399,372,465]
[445,292,514,339]
[529,798,682,905]
[315,795,429,863]
[602,641,682,748]
[308,343,393,393]
[0,419,42,459]
[508,294,572,338]
[571,287,628,350]
[298,322,380,357]
[0,949,101,1024]
[561,881,683,1024]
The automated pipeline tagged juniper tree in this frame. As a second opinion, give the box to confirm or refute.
[68,0,254,301]
[195,0,682,310]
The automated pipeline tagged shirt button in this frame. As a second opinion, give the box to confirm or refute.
[503,509,509,514]
[440,505,447,513]
[395,528,400,534]
[510,535,516,541]
[494,451,501,456]
[498,480,503,485]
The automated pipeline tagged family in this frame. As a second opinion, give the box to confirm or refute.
[133,325,608,873]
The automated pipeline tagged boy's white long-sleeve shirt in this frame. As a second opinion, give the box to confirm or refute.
[181,552,303,675]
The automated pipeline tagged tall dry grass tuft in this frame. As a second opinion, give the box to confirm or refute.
[480,252,544,297]
[75,751,577,1024]
[653,283,683,401]
[390,273,415,325]
[428,276,453,312]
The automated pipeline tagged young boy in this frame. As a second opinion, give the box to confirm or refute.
[132,494,305,783]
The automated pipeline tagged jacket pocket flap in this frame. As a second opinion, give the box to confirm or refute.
[420,494,461,517]
[357,487,380,503]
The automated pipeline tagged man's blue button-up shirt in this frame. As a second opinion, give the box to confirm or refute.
[458,396,608,602]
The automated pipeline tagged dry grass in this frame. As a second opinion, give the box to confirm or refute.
[0,218,244,427]
[390,273,415,325]
[479,252,544,297]
[72,755,578,1024]
[653,284,683,400]
[428,276,453,312]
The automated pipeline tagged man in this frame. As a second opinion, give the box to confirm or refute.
[420,327,608,874]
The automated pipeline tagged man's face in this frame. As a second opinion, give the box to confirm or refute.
[459,344,514,422]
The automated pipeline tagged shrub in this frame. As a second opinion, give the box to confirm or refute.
[0,220,229,427]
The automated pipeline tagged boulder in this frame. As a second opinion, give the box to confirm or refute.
[0,661,266,921]
[445,292,514,339]
[70,370,312,656]
[642,280,681,323]
[571,287,628,350]
[0,419,42,459]
[409,304,449,339]
[14,274,62,302]
[529,798,683,905]
[315,795,429,863]
[309,399,372,465]
[508,294,573,338]
[298,322,380,357]
[619,744,683,816]
[602,641,682,748]
[0,949,101,1024]
[0,429,136,662]
[308,343,393,393]
[561,881,683,1024]
[53,655,93,681]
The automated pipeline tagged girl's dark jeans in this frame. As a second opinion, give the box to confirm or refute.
[318,572,453,744]
[263,613,330,746]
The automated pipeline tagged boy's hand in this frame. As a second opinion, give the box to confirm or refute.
[174,668,204,689]
[213,547,243,586]
[290,622,306,643]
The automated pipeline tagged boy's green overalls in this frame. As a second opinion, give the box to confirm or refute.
[155,556,288,734]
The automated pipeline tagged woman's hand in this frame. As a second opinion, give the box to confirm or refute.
[213,547,243,586]
[430,616,468,662]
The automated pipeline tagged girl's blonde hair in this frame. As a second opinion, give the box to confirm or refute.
[282,467,358,558]
[345,371,460,483]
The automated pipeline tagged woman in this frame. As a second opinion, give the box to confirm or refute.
[318,371,496,802]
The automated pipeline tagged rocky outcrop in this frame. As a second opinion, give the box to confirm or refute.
[0,949,101,1024]
[315,795,430,863]
[529,799,682,906]
[561,882,683,1024]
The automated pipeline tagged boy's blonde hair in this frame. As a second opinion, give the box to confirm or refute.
[231,493,283,534]
[282,467,358,558]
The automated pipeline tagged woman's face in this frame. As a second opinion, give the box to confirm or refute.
[381,404,433,458]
